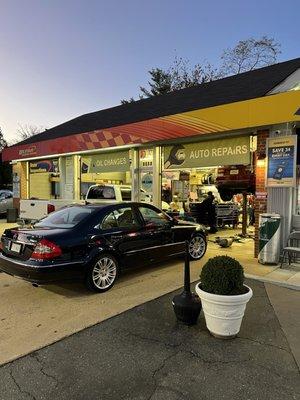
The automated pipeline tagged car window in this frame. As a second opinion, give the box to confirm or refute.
[87,186,116,200]
[100,207,139,230]
[35,207,93,228]
[101,211,118,230]
[0,191,12,200]
[139,206,170,227]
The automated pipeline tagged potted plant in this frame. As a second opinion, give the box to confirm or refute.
[195,255,252,338]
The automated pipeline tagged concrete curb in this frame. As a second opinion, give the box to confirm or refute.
[245,273,300,291]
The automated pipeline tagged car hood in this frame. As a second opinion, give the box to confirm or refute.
[176,219,207,233]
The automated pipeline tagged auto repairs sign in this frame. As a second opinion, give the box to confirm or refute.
[81,150,130,173]
[266,136,297,187]
[164,136,250,169]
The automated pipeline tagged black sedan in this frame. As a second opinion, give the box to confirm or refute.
[0,202,207,292]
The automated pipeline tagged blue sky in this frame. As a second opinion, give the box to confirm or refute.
[0,0,298,142]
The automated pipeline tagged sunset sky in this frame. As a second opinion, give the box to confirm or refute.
[1,0,298,143]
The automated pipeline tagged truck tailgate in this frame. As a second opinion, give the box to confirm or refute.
[19,200,50,221]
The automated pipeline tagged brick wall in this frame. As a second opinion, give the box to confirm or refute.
[254,130,269,257]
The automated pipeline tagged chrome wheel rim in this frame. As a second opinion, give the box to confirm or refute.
[189,236,205,259]
[92,257,117,289]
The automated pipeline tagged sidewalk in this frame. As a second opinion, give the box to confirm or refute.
[207,231,300,290]
[0,279,299,400]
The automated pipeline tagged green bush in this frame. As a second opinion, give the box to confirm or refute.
[200,255,246,295]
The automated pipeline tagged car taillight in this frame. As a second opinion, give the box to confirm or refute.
[31,239,62,260]
[47,204,55,214]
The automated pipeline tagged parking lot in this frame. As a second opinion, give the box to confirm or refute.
[0,219,299,366]
[1,279,299,400]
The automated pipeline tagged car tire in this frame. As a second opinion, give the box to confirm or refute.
[85,253,119,293]
[188,234,207,260]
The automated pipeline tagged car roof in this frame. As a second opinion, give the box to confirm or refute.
[68,202,158,210]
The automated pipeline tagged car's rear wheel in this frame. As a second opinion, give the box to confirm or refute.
[85,254,119,292]
[188,234,206,260]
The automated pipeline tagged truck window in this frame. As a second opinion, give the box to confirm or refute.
[120,189,131,201]
[87,186,116,200]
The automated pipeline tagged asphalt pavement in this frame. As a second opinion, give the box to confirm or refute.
[0,279,299,400]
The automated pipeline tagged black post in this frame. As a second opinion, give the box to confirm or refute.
[241,191,247,237]
[184,240,190,293]
[172,241,202,325]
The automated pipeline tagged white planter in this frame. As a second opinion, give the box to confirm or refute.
[195,283,253,338]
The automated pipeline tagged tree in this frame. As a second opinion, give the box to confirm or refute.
[121,36,281,102]
[0,127,7,151]
[0,127,12,189]
[168,57,219,91]
[139,68,173,97]
[219,36,281,76]
[16,124,45,141]
[121,59,218,103]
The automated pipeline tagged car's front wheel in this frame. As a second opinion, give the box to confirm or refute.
[85,254,119,292]
[188,234,206,260]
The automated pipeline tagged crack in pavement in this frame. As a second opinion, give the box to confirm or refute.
[9,370,37,400]
[187,349,251,365]
[237,336,292,355]
[29,353,59,387]
[147,350,182,400]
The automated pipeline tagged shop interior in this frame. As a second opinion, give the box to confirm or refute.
[27,146,256,251]
[140,147,256,251]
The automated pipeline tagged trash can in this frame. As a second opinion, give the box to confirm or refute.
[258,213,281,264]
[6,208,18,223]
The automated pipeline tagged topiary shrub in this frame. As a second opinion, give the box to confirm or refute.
[200,255,247,295]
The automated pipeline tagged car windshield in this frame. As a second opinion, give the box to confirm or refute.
[35,207,94,228]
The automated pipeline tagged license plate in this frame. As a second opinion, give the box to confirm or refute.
[10,242,22,253]
[230,170,239,175]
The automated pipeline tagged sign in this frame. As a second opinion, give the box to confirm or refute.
[29,159,59,174]
[81,151,130,173]
[266,136,297,187]
[164,136,250,169]
[256,191,267,199]
[141,172,153,192]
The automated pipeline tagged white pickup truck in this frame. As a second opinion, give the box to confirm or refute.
[19,184,169,223]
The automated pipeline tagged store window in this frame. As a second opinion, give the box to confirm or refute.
[139,149,153,202]
[29,159,60,199]
[80,150,131,199]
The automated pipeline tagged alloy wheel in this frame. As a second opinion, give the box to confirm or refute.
[189,235,206,259]
[92,256,117,290]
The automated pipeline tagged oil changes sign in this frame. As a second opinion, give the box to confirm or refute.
[164,136,250,169]
[81,150,130,173]
[266,136,297,187]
